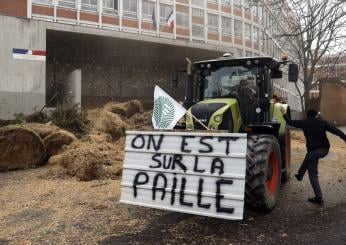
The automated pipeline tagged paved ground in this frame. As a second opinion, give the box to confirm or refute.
[0,130,345,244]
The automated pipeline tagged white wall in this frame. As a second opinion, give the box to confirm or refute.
[0,15,46,119]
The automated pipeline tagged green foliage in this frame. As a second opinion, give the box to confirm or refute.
[50,103,88,135]
[25,111,49,123]
[12,113,25,124]
[9,103,88,136]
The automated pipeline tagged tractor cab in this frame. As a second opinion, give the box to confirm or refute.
[173,55,298,133]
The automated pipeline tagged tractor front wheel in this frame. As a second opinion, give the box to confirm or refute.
[245,134,282,211]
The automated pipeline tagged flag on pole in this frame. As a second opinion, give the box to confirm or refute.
[152,85,186,129]
[151,7,157,30]
[166,10,174,32]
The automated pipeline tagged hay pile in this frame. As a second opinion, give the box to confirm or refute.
[104,100,143,118]
[43,130,78,157]
[47,139,124,181]
[25,122,61,138]
[0,125,46,170]
[87,109,127,141]
[42,100,151,181]
[0,100,152,181]
[87,99,146,141]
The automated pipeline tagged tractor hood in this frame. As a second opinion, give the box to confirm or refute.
[186,98,238,130]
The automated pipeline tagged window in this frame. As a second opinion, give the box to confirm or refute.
[245,51,253,57]
[245,23,251,40]
[103,0,118,14]
[191,0,204,7]
[160,4,173,23]
[142,0,155,20]
[33,0,52,4]
[234,19,242,37]
[233,0,241,8]
[192,24,204,38]
[192,8,204,17]
[221,16,232,36]
[252,5,258,16]
[176,12,189,27]
[253,27,259,43]
[208,14,218,33]
[243,0,250,12]
[59,0,76,8]
[123,0,138,18]
[236,48,243,57]
[258,6,262,18]
[260,30,264,46]
[82,0,98,11]
[221,0,230,5]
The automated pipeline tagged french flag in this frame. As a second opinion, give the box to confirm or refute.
[13,48,46,61]
[166,10,174,32]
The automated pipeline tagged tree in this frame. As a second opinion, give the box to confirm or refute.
[251,0,346,113]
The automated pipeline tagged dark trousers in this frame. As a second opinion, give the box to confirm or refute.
[298,148,329,198]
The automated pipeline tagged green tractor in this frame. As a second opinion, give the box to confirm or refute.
[172,54,299,211]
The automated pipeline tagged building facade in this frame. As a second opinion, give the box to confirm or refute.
[0,0,303,119]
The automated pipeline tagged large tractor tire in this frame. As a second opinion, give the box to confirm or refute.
[245,134,282,211]
[280,128,291,182]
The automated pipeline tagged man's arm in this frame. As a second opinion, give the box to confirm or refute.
[280,107,305,129]
[325,122,346,143]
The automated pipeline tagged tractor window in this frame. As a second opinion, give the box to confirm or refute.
[203,66,257,99]
[202,65,258,123]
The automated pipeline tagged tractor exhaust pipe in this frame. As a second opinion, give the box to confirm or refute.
[185,57,193,108]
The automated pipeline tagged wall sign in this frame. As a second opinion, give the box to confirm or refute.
[120,131,247,220]
[12,48,46,61]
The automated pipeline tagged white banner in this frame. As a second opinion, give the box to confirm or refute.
[120,131,247,220]
[152,85,186,129]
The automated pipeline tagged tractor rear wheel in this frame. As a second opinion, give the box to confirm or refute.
[245,134,282,211]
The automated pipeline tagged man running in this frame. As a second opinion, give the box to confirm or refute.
[281,108,346,205]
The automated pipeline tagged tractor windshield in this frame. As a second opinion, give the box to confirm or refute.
[202,65,258,123]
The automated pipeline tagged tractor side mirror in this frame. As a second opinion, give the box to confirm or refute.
[288,64,299,82]
[172,71,178,88]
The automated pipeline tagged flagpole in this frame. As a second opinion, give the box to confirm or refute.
[186,111,210,130]
[173,0,176,39]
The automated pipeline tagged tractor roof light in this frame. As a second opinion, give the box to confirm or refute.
[281,53,288,61]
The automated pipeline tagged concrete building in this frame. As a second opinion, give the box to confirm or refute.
[319,79,346,126]
[0,0,302,119]
[309,54,346,99]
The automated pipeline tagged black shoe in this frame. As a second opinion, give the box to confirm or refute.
[308,197,324,205]
[295,173,303,181]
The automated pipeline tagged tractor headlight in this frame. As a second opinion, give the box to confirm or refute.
[214,115,222,123]
[210,125,217,130]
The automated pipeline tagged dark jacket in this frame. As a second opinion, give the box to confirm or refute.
[283,114,346,151]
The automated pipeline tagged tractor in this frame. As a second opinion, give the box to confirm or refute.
[172,54,299,211]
